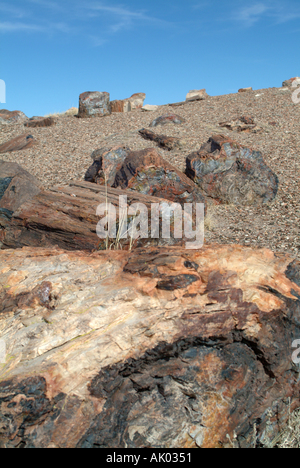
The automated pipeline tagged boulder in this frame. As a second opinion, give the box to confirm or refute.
[0,134,35,153]
[0,244,300,448]
[77,91,111,118]
[128,92,146,110]
[238,87,253,93]
[111,93,146,113]
[185,134,278,205]
[24,116,56,128]
[0,161,41,222]
[186,89,208,102]
[282,77,300,87]
[0,109,27,124]
[150,114,185,127]
[85,146,205,207]
[219,116,262,133]
[138,128,185,151]
[85,146,131,185]
[0,163,194,251]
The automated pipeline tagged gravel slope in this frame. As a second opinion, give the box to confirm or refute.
[0,86,299,259]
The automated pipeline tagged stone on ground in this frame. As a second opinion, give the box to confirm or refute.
[0,109,27,124]
[0,134,36,153]
[24,116,56,128]
[77,91,111,118]
[185,134,278,205]
[186,89,208,102]
[150,114,185,127]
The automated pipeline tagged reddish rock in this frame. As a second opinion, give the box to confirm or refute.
[111,93,146,113]
[0,109,27,124]
[186,134,278,205]
[0,163,192,251]
[138,128,185,151]
[150,114,185,127]
[0,245,300,448]
[77,91,111,118]
[24,116,56,128]
[0,134,35,153]
[86,146,205,207]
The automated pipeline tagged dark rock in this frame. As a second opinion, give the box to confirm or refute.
[150,114,185,127]
[138,128,185,151]
[24,116,56,128]
[0,161,41,212]
[85,146,131,185]
[186,134,278,205]
[77,91,111,118]
[0,134,35,153]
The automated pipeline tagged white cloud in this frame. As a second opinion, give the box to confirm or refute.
[0,0,172,44]
[0,21,45,32]
[232,3,270,26]
[232,1,300,27]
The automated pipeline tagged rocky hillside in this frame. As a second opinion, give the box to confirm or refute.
[0,85,299,259]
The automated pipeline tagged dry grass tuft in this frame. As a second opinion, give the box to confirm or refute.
[44,107,78,118]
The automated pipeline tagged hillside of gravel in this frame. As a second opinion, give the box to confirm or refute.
[0,86,299,259]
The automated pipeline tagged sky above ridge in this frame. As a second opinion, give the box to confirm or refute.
[0,0,299,117]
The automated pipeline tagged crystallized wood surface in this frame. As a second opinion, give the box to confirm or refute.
[0,245,300,447]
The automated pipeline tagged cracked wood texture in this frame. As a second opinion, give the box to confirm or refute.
[0,245,300,448]
[0,163,190,251]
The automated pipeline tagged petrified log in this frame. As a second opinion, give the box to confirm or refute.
[85,146,205,207]
[186,134,278,206]
[0,164,196,251]
[219,116,262,133]
[77,91,111,118]
[0,245,300,448]
[0,109,27,124]
[0,134,35,153]
[111,93,146,113]
[24,116,56,128]
[85,146,131,185]
[0,161,41,232]
[138,128,185,151]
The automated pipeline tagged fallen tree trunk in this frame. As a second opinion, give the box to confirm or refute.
[0,163,193,251]
[0,245,300,448]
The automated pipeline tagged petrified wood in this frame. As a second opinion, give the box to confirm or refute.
[0,171,191,250]
[0,134,35,153]
[0,245,300,448]
[138,128,185,151]
[24,117,56,128]
[186,134,278,206]
[85,147,205,207]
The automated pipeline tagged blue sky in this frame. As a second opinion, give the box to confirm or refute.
[0,0,299,117]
